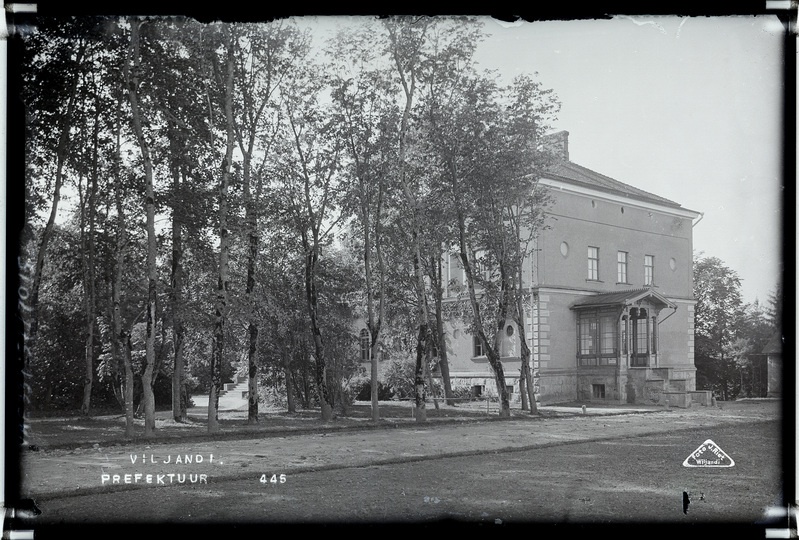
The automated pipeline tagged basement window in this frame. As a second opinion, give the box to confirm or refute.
[592,384,606,399]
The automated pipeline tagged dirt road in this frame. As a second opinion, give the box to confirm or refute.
[19,401,779,499]
[25,420,781,524]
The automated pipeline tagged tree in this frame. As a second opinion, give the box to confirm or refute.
[21,19,90,347]
[498,75,559,413]
[231,22,307,424]
[421,38,557,417]
[693,254,744,400]
[110,91,136,437]
[329,25,400,420]
[765,282,783,330]
[204,24,237,432]
[384,16,436,422]
[123,19,162,436]
[144,18,212,423]
[274,54,344,422]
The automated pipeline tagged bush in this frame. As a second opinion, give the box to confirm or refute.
[384,357,416,399]
[450,384,474,402]
[352,380,395,401]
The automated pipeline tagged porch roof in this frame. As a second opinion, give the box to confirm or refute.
[570,287,677,310]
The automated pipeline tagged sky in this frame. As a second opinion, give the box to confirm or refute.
[40,14,786,305]
[472,16,785,305]
[294,15,785,304]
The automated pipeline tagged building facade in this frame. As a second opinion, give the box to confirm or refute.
[439,132,701,405]
[359,131,702,406]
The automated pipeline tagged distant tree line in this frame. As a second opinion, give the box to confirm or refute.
[18,16,560,434]
[693,253,782,401]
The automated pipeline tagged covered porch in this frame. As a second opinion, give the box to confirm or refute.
[570,287,681,404]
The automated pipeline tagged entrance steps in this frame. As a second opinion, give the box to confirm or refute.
[634,368,704,408]
[217,374,250,411]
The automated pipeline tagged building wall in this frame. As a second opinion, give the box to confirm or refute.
[767,354,782,397]
[355,179,698,405]
[442,318,523,380]
[537,188,694,298]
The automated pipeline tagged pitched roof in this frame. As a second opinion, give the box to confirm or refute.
[571,287,677,310]
[547,160,684,209]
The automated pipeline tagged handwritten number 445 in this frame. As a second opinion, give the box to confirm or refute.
[260,474,287,485]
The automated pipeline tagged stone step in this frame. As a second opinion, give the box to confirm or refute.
[660,391,691,408]
[218,378,249,398]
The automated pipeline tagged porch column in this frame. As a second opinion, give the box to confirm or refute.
[651,314,658,368]
[623,307,631,367]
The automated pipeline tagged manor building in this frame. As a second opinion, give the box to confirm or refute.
[361,131,702,406]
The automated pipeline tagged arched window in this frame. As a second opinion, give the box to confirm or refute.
[360,329,370,361]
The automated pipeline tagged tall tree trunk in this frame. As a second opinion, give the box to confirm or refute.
[244,172,260,425]
[414,321,429,422]
[169,141,186,423]
[362,201,385,422]
[208,30,235,433]
[432,250,455,405]
[77,171,94,417]
[516,290,537,414]
[283,341,295,414]
[424,340,439,410]
[112,93,134,438]
[247,320,259,423]
[389,25,429,423]
[80,107,100,416]
[363,214,379,422]
[456,207,510,418]
[122,330,135,438]
[519,369,529,411]
[28,42,87,344]
[126,22,157,437]
[300,349,311,409]
[304,244,333,421]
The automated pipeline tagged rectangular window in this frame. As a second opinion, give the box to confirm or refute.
[588,247,599,280]
[360,329,370,362]
[592,384,605,399]
[645,255,654,286]
[631,312,649,366]
[473,335,484,357]
[600,315,616,354]
[579,318,597,356]
[473,249,491,282]
[635,318,648,355]
[578,310,618,366]
[617,251,628,283]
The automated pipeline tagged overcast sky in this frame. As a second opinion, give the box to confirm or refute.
[299,15,784,304]
[42,15,785,305]
[473,16,785,305]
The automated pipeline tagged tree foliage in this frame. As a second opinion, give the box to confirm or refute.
[20,16,563,428]
[693,253,778,400]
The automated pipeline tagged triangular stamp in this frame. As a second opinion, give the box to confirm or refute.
[683,439,735,467]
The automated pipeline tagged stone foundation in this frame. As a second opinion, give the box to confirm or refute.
[689,390,712,406]
[661,391,691,408]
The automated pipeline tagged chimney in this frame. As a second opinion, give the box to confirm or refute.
[544,130,569,161]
